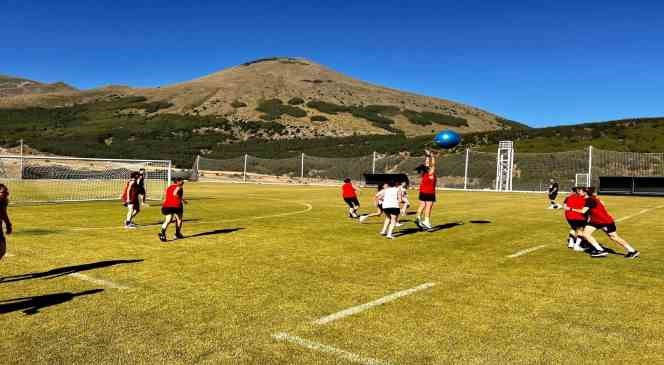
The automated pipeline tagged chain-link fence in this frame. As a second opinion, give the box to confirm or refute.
[194,147,664,192]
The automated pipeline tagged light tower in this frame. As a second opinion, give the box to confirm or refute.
[495,141,514,191]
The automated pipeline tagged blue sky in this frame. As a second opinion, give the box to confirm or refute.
[1,0,663,127]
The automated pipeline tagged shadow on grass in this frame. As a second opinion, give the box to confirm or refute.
[13,228,64,236]
[140,219,201,227]
[0,259,143,284]
[184,228,244,239]
[394,222,463,237]
[470,220,492,224]
[0,289,103,315]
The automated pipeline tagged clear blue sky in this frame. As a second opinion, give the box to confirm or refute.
[2,0,663,127]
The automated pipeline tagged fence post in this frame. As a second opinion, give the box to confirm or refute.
[372,151,376,174]
[19,139,24,180]
[167,160,172,183]
[588,146,593,186]
[300,153,305,180]
[243,154,248,183]
[463,148,470,190]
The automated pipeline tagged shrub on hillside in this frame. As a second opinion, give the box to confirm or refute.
[231,100,247,108]
[310,115,328,122]
[288,97,305,105]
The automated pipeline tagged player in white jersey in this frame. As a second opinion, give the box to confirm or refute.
[359,184,385,223]
[396,181,410,227]
[377,181,403,239]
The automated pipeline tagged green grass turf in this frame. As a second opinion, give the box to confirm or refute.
[1,183,663,364]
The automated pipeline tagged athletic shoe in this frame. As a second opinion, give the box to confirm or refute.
[589,249,608,258]
[386,235,395,239]
[422,222,433,230]
[124,224,136,229]
[625,250,640,259]
[573,244,585,252]
[395,223,403,227]
[175,232,185,240]
[359,215,368,223]
[379,231,386,236]
[158,232,167,242]
[567,241,574,249]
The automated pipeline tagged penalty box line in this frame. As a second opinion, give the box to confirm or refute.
[273,332,392,365]
[313,282,436,325]
[507,204,664,258]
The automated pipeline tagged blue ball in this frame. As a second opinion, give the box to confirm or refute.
[434,130,461,149]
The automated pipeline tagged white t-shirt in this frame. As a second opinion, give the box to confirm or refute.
[381,187,401,209]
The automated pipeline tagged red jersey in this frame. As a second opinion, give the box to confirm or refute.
[585,196,614,225]
[564,194,586,221]
[341,183,357,198]
[162,184,183,208]
[420,173,437,194]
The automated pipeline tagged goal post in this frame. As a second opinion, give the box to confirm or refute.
[0,155,171,204]
[575,173,590,187]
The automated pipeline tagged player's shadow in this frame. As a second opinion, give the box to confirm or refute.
[184,228,244,239]
[0,259,143,284]
[470,220,492,224]
[394,222,463,237]
[0,289,103,315]
[140,219,201,227]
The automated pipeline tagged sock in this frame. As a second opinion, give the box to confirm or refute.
[590,241,603,251]
[568,234,575,245]
[623,243,636,253]
[423,219,431,227]
[387,225,394,237]
[575,237,582,246]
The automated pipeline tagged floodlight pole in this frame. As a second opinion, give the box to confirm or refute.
[300,153,305,180]
[243,154,248,183]
[167,160,172,183]
[372,151,376,174]
[588,146,593,186]
[463,148,470,190]
[19,139,24,180]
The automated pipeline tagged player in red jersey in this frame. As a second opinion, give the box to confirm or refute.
[563,187,587,251]
[572,187,640,259]
[158,178,188,242]
[341,178,360,218]
[415,149,437,230]
[0,184,13,261]
[122,172,141,228]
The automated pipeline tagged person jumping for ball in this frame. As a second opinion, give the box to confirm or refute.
[341,178,360,218]
[359,183,385,223]
[572,187,640,259]
[415,149,437,230]
[0,184,13,261]
[159,178,187,242]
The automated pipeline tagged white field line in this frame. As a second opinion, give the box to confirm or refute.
[68,272,129,289]
[273,332,391,365]
[313,282,436,325]
[507,244,548,258]
[5,253,15,257]
[70,197,312,232]
[615,204,664,222]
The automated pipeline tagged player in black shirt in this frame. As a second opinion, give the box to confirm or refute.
[547,179,560,209]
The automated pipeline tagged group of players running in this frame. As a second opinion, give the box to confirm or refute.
[341,150,438,239]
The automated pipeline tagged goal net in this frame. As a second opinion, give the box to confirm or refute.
[0,155,171,204]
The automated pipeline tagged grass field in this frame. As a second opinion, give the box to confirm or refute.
[1,183,663,364]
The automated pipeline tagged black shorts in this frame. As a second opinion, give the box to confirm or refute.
[161,207,183,216]
[343,197,360,208]
[567,220,586,230]
[383,208,400,216]
[591,223,617,234]
[377,204,383,211]
[127,201,140,212]
[419,192,436,202]
[549,193,558,200]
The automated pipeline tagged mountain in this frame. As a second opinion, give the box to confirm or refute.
[0,75,77,97]
[0,58,524,140]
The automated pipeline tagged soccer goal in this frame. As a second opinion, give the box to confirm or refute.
[575,173,590,187]
[0,155,171,204]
